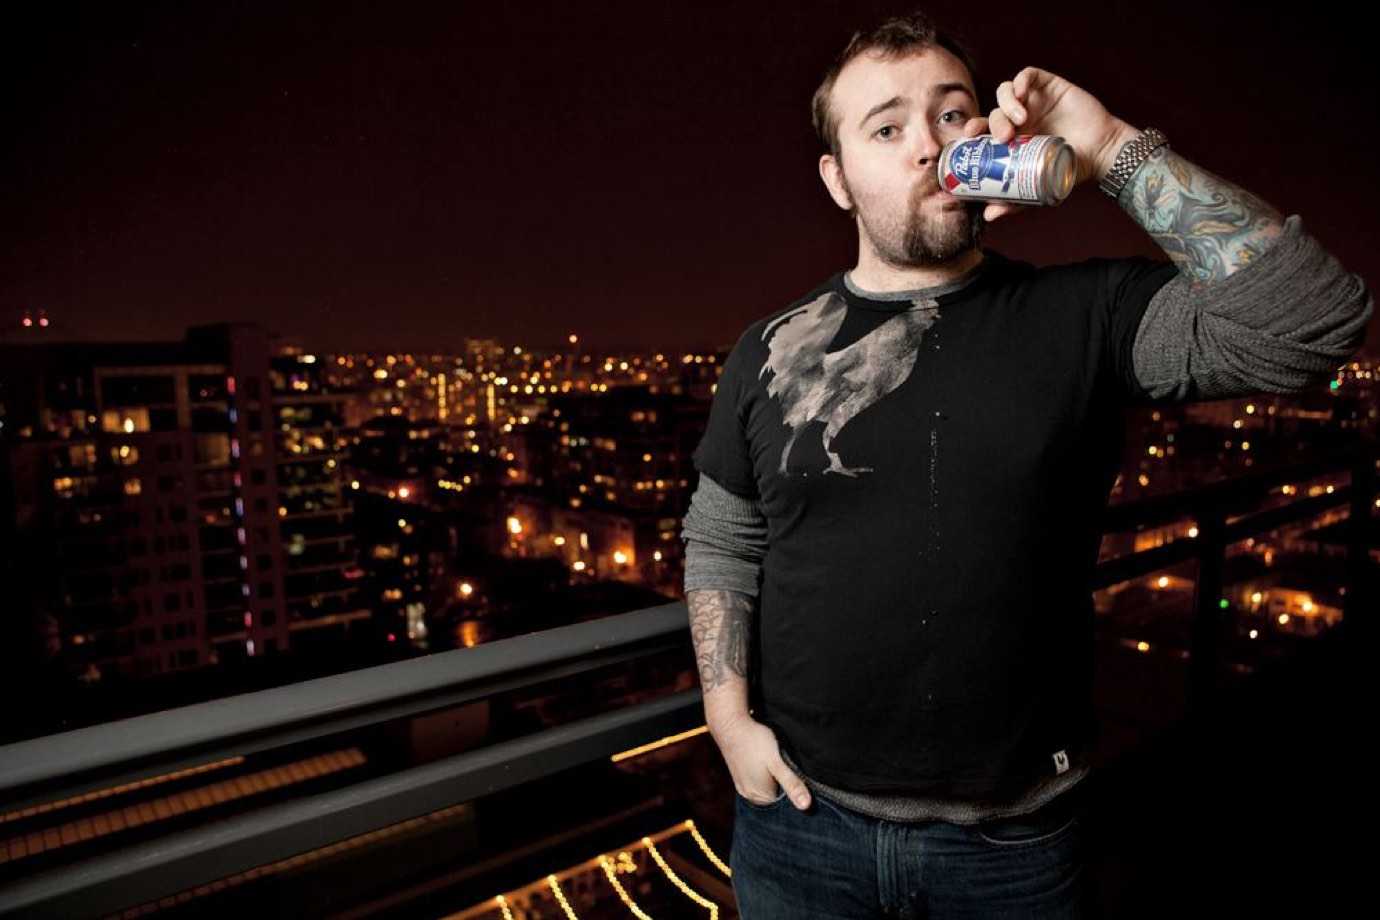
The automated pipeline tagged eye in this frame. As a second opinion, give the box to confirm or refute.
[940,110,965,124]
[874,124,898,139]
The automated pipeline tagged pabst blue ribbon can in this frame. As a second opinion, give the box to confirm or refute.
[938,134,1076,206]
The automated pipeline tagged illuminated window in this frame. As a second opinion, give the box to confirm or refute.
[101,408,151,433]
[65,443,97,469]
[195,433,231,466]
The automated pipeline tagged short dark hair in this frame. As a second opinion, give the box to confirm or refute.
[811,9,989,166]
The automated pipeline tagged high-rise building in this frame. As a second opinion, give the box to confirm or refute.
[269,348,371,648]
[0,324,369,682]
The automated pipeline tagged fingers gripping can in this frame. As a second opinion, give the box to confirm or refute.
[938,134,1076,206]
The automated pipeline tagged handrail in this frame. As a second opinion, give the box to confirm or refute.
[0,691,704,918]
[0,601,692,810]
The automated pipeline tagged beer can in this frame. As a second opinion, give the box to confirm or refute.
[937,134,1076,206]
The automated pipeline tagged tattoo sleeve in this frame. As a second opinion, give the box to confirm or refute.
[1115,143,1286,287]
[686,588,755,715]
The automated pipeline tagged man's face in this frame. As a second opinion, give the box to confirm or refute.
[821,46,987,267]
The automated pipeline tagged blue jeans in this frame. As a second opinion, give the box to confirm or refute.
[729,782,1093,919]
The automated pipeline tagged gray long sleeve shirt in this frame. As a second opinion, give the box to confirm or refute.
[681,212,1373,823]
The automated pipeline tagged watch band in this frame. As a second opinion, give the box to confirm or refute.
[1098,127,1169,200]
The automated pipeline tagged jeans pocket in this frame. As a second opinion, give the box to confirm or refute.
[974,804,1080,847]
[736,787,790,810]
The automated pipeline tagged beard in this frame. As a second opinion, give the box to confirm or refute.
[843,170,987,268]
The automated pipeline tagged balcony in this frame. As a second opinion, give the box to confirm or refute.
[0,445,1373,917]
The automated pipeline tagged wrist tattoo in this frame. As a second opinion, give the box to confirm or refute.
[687,589,753,693]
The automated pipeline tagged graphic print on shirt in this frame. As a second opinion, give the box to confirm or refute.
[757,290,940,478]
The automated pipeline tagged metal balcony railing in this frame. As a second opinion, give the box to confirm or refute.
[0,443,1373,918]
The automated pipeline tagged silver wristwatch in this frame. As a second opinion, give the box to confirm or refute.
[1098,127,1169,200]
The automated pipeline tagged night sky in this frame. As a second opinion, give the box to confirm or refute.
[5,1,1377,352]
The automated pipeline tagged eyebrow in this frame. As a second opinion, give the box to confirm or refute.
[857,83,977,130]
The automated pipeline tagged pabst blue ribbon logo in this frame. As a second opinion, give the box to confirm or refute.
[944,137,1017,192]
[947,138,981,186]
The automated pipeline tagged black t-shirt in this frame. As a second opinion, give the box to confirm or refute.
[692,247,1179,799]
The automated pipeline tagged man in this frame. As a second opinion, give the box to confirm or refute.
[681,9,1372,919]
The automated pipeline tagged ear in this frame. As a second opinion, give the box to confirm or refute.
[818,153,854,212]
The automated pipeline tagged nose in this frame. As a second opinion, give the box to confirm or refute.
[912,123,944,168]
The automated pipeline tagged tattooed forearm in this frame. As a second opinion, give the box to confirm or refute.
[686,588,754,700]
[1115,142,1285,286]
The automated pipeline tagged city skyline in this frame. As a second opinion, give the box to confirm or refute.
[5,0,1377,351]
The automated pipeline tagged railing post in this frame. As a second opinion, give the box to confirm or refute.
[1344,446,1376,645]
[1188,502,1227,716]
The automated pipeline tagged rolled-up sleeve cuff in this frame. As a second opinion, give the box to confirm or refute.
[681,473,767,597]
